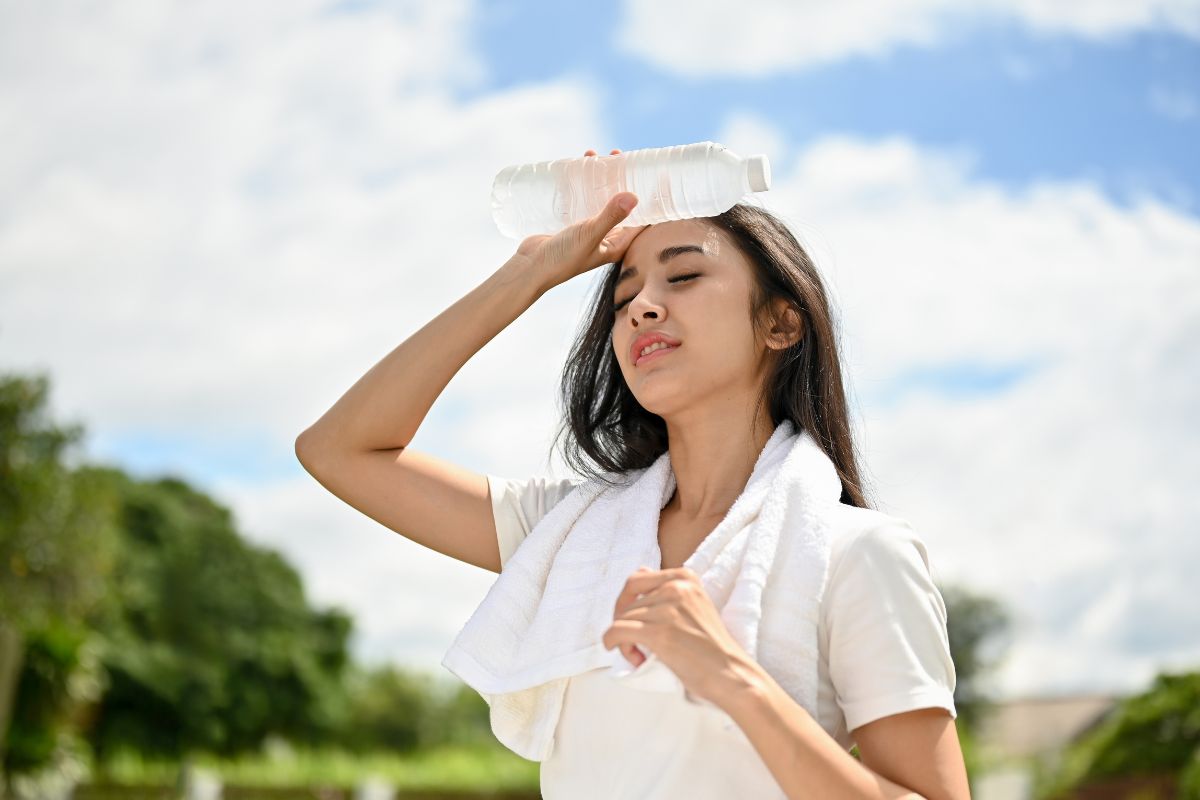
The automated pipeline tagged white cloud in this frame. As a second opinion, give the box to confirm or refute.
[615,0,1200,77]
[0,0,607,448]
[714,113,791,178]
[1007,0,1200,41]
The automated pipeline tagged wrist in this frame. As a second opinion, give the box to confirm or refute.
[499,254,558,297]
[707,652,775,716]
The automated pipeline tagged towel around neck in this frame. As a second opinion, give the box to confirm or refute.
[441,417,845,761]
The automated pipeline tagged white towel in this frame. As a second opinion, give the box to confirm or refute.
[440,418,843,761]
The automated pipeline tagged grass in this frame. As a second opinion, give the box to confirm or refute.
[96,741,540,793]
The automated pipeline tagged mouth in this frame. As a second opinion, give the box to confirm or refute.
[634,344,680,367]
[629,331,683,366]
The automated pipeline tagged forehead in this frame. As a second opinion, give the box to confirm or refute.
[621,219,718,264]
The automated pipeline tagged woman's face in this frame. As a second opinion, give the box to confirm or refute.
[610,219,770,418]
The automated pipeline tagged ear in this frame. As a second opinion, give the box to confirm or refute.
[764,298,804,351]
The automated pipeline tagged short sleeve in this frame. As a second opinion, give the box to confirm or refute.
[486,473,585,569]
[825,523,958,734]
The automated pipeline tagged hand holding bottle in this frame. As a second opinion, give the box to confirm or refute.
[507,148,649,293]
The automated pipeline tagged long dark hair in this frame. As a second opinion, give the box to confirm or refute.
[548,202,874,509]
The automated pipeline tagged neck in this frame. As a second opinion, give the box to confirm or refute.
[662,407,777,520]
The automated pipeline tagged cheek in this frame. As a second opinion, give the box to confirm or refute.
[696,313,761,368]
[612,333,638,375]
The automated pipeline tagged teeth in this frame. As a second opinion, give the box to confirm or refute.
[639,341,675,358]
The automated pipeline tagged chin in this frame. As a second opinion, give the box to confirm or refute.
[629,386,687,417]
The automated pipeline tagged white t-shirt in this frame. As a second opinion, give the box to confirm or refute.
[485,473,958,799]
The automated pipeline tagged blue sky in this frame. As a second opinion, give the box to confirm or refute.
[464,3,1198,213]
[2,0,1197,701]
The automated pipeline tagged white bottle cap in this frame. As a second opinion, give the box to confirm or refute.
[746,155,771,192]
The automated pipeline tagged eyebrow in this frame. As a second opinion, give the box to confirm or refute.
[615,244,706,286]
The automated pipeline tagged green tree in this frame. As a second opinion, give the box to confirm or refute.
[1034,669,1200,799]
[337,664,435,753]
[940,582,1012,732]
[0,372,120,789]
[83,471,356,761]
[3,623,92,773]
[431,681,497,748]
[936,581,1013,782]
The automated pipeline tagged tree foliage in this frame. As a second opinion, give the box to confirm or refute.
[1035,669,1200,799]
[0,369,359,779]
[940,582,1013,731]
[334,664,491,754]
[1,372,122,782]
[3,624,89,773]
[82,469,355,760]
[0,372,121,631]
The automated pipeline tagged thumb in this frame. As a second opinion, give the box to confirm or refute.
[592,192,637,235]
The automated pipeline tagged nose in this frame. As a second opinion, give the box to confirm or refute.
[627,291,664,325]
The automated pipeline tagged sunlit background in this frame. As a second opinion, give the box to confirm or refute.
[2,0,1198,792]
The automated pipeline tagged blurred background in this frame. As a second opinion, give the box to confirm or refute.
[2,1,1198,798]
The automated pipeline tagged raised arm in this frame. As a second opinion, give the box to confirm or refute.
[295,157,642,572]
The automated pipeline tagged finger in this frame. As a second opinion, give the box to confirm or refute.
[613,582,645,618]
[589,192,637,239]
[622,644,645,667]
[604,621,648,665]
[612,564,663,613]
[617,599,665,624]
[611,223,649,249]
[616,590,659,617]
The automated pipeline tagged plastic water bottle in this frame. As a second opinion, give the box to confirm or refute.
[490,141,771,240]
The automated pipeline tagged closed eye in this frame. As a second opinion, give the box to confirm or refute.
[613,273,700,312]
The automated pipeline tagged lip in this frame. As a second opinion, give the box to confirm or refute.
[636,345,678,367]
[630,332,682,366]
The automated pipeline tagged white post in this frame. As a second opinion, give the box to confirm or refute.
[178,763,222,800]
[353,775,395,800]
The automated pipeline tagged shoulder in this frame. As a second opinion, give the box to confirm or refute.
[820,503,944,623]
[486,472,589,568]
[825,503,928,572]
[816,505,958,731]
[487,472,586,508]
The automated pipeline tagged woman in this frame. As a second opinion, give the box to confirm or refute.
[296,148,971,799]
